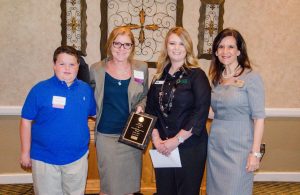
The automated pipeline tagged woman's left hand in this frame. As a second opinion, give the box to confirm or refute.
[246,154,260,172]
[163,137,180,155]
[135,106,144,114]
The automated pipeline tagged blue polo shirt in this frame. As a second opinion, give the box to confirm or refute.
[21,75,96,165]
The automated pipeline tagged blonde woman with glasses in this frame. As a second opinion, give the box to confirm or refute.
[90,26,148,195]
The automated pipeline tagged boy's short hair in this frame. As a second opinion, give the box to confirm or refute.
[53,46,80,64]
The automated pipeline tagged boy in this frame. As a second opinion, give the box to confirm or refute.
[20,46,96,195]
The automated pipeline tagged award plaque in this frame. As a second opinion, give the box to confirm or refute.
[119,112,157,150]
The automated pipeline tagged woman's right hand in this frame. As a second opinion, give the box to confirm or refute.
[135,105,144,114]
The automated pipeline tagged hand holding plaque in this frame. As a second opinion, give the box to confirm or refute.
[118,112,157,150]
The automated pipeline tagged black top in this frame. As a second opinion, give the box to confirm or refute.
[146,64,211,140]
[77,56,90,84]
[97,73,130,134]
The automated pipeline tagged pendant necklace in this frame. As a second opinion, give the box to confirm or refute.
[116,68,130,86]
[222,64,240,79]
[159,71,184,117]
[111,62,131,86]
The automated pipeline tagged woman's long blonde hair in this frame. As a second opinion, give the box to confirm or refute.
[155,27,200,80]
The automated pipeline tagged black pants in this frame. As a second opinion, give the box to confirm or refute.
[155,135,207,195]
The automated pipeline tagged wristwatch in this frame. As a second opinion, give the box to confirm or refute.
[250,151,263,158]
[176,135,185,144]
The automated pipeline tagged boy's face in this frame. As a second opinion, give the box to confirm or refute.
[53,53,79,86]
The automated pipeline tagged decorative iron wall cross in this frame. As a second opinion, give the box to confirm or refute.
[100,0,183,67]
[123,9,159,44]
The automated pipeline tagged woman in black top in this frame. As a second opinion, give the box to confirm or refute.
[145,27,211,195]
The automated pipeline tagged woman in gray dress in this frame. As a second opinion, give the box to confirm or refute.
[207,28,265,195]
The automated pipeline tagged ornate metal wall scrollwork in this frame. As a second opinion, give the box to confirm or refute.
[198,0,224,60]
[61,0,87,56]
[100,0,183,67]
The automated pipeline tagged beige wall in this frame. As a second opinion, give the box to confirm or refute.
[0,0,101,106]
[0,116,23,173]
[0,0,299,107]
[260,118,300,171]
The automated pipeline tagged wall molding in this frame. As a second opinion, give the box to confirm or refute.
[265,108,300,117]
[254,172,300,182]
[0,106,22,115]
[0,173,32,184]
[1,106,300,117]
[0,172,299,184]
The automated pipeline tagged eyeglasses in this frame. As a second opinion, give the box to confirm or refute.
[112,42,133,49]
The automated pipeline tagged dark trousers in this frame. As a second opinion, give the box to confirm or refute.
[155,136,207,195]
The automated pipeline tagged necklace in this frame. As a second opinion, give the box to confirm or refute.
[111,63,131,86]
[158,71,184,117]
[116,68,130,76]
[114,62,131,75]
[222,64,240,79]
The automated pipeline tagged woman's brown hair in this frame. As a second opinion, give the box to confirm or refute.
[209,28,252,86]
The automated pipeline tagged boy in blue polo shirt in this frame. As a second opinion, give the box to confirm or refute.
[20,46,96,195]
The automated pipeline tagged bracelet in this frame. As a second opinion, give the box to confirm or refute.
[250,151,263,158]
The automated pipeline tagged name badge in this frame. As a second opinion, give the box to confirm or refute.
[52,96,66,109]
[134,70,144,83]
[232,79,245,88]
[179,79,188,84]
[154,80,164,85]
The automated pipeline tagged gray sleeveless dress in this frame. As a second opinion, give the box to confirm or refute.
[207,71,265,195]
